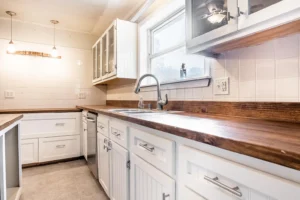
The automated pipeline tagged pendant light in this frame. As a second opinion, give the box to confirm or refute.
[6,11,17,53]
[50,20,59,57]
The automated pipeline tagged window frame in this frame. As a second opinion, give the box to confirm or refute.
[145,7,211,87]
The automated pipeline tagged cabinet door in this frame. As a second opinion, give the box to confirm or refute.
[186,0,238,48]
[98,134,110,197]
[238,0,300,29]
[21,139,38,164]
[97,41,101,79]
[111,141,129,200]
[101,34,108,79]
[107,23,117,78]
[130,153,175,200]
[82,121,87,161]
[92,46,97,80]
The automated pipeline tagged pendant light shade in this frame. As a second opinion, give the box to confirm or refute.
[6,11,16,53]
[50,20,59,57]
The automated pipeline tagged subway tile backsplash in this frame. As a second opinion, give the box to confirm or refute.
[107,33,300,102]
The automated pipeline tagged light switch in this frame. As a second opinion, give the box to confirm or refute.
[78,92,86,99]
[214,77,229,95]
[4,90,15,99]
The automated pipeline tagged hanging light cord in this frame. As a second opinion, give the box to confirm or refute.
[10,14,12,42]
[53,23,56,47]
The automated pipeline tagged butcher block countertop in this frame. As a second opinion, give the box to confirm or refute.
[77,105,300,171]
[0,114,23,131]
[0,108,81,114]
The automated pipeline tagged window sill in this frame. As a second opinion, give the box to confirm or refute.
[140,76,211,92]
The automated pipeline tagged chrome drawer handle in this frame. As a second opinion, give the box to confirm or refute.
[99,125,104,129]
[139,143,154,152]
[204,176,242,197]
[112,131,120,137]
[87,118,96,122]
[56,145,66,148]
[55,123,65,126]
[163,193,170,200]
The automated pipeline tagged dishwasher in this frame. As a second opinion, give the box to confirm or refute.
[86,112,98,179]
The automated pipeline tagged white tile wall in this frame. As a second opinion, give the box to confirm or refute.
[107,34,300,102]
[0,39,106,109]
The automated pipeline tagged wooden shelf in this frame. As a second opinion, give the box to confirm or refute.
[207,19,300,55]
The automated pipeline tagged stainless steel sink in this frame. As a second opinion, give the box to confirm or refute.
[109,109,174,115]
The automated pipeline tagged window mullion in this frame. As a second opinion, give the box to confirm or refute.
[149,43,185,59]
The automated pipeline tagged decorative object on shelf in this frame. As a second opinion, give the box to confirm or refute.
[180,63,187,79]
[50,20,59,58]
[6,11,17,53]
[6,50,62,59]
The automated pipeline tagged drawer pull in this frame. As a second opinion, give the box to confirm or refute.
[56,145,66,148]
[112,131,120,137]
[99,125,104,129]
[204,176,242,197]
[55,123,65,126]
[87,118,96,122]
[139,143,155,152]
[162,193,170,200]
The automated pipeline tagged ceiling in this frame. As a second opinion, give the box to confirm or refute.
[0,0,146,36]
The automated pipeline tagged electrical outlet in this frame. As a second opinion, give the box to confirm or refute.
[214,77,229,95]
[4,90,15,99]
[78,92,86,99]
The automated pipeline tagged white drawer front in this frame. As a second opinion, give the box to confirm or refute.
[21,139,39,165]
[110,119,128,149]
[21,116,78,138]
[39,135,80,162]
[178,145,300,200]
[97,114,109,137]
[129,127,175,176]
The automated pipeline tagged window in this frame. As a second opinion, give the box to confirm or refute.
[146,8,209,86]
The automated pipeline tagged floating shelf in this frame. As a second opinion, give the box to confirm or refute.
[7,51,62,59]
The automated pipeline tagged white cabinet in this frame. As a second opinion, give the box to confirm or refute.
[238,0,300,29]
[92,19,137,85]
[130,153,175,200]
[82,121,87,160]
[186,0,238,48]
[39,135,80,162]
[110,119,128,149]
[20,139,38,165]
[178,145,300,200]
[98,133,111,197]
[111,141,129,200]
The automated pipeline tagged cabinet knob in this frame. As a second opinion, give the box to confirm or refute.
[162,193,170,200]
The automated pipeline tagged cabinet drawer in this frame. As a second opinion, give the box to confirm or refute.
[110,119,128,149]
[21,139,39,165]
[21,118,77,138]
[97,114,109,137]
[39,135,80,162]
[178,145,300,200]
[129,127,175,176]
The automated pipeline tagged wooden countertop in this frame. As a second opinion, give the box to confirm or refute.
[0,108,81,114]
[0,114,23,131]
[77,105,300,170]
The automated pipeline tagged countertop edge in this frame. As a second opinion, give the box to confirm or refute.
[0,108,81,114]
[0,114,23,132]
[77,105,300,171]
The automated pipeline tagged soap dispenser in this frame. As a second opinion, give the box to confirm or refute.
[180,63,186,79]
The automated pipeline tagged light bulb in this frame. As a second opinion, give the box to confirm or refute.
[207,13,226,24]
[7,41,16,53]
[51,46,58,57]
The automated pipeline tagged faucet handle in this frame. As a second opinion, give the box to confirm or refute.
[165,94,168,105]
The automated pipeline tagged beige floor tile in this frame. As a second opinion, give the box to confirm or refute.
[20,159,108,200]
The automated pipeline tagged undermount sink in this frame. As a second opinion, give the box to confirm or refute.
[109,109,172,115]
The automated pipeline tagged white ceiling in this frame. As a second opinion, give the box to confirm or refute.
[0,0,146,36]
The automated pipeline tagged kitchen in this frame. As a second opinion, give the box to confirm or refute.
[0,0,300,199]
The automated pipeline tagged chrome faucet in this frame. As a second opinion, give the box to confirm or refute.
[134,74,168,110]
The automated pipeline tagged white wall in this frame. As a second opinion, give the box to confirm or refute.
[0,20,106,109]
[107,33,300,102]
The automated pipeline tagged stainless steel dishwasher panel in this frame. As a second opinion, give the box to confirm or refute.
[86,112,98,179]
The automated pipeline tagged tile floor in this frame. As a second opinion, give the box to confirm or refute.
[20,159,109,200]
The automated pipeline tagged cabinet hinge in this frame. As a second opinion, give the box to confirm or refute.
[126,160,130,169]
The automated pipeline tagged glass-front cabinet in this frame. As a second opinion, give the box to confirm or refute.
[92,19,137,85]
[238,0,300,29]
[186,0,238,48]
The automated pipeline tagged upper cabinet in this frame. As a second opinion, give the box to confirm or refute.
[92,19,137,85]
[186,0,300,55]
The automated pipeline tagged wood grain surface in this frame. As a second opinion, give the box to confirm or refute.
[0,108,81,114]
[0,114,23,131]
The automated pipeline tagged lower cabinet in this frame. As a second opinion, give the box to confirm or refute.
[98,133,111,197]
[178,145,300,200]
[111,141,129,200]
[39,135,80,162]
[20,139,38,164]
[130,153,175,200]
